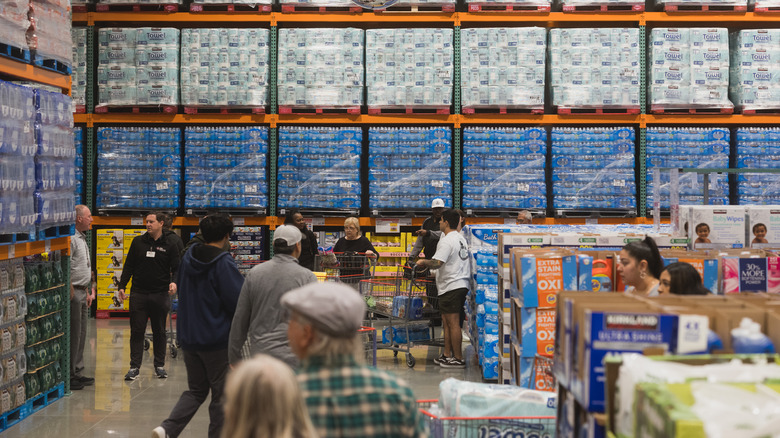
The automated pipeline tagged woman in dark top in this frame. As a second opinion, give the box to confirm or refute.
[284,209,319,271]
[333,217,378,285]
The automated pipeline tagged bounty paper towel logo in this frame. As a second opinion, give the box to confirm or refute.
[739,258,767,292]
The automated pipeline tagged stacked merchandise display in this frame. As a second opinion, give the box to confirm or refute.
[0,80,37,235]
[28,0,72,70]
[462,127,546,210]
[184,126,268,210]
[736,127,780,205]
[180,29,270,111]
[551,127,636,210]
[0,258,27,419]
[730,29,780,113]
[365,29,453,110]
[277,28,364,110]
[367,127,452,210]
[279,0,354,8]
[646,127,730,209]
[549,28,640,112]
[649,28,732,112]
[71,28,88,113]
[192,0,271,9]
[461,28,546,112]
[464,0,550,10]
[0,0,30,53]
[34,89,76,230]
[97,28,180,110]
[95,228,143,313]
[231,227,266,275]
[561,0,643,10]
[23,255,67,410]
[654,0,746,9]
[96,127,181,209]
[277,126,361,210]
[74,127,83,205]
[96,0,181,7]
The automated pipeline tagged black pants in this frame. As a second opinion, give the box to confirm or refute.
[161,349,228,438]
[129,292,170,369]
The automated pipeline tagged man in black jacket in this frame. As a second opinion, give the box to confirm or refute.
[284,209,319,271]
[118,212,183,381]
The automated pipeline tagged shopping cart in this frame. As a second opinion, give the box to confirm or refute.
[143,295,178,358]
[418,400,557,438]
[362,264,443,368]
[315,252,377,287]
[359,326,378,366]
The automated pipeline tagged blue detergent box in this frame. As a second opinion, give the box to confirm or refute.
[512,248,577,308]
[392,296,423,320]
[660,250,719,294]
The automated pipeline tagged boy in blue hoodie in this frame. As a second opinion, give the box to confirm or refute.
[152,214,244,438]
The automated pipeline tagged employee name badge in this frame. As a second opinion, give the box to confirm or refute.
[146,251,156,258]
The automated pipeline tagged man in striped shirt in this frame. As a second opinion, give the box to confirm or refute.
[281,282,426,438]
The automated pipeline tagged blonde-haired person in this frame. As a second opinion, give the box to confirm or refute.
[221,354,317,438]
[332,217,378,286]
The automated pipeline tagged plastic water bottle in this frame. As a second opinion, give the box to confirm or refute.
[731,317,776,354]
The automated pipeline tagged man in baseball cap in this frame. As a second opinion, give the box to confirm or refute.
[228,224,317,368]
[408,198,447,324]
[282,282,425,438]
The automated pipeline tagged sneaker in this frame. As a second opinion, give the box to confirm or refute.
[433,354,449,366]
[76,376,95,386]
[70,378,85,390]
[124,368,140,381]
[155,367,168,379]
[440,357,466,369]
[151,426,169,438]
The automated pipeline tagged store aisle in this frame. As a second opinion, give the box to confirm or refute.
[5,318,481,437]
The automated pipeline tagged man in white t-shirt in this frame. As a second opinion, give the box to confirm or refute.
[415,209,471,368]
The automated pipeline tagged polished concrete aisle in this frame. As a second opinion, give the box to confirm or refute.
[5,318,482,437]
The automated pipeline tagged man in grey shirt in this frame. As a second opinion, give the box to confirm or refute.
[70,205,95,390]
[228,225,317,367]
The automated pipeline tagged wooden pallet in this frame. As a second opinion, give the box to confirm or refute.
[278,105,361,114]
[96,2,179,11]
[94,105,178,114]
[280,4,362,12]
[183,106,266,114]
[462,106,544,114]
[562,2,643,11]
[662,3,746,11]
[467,3,551,12]
[755,5,780,11]
[558,107,640,114]
[0,42,31,63]
[650,105,734,114]
[190,2,272,11]
[367,106,450,115]
[74,105,87,114]
[740,108,780,115]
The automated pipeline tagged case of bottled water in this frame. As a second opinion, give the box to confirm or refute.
[729,30,780,112]
[184,126,268,209]
[736,127,780,205]
[463,127,546,210]
[365,29,452,108]
[71,28,88,112]
[368,126,451,209]
[277,29,364,108]
[552,127,636,209]
[549,28,640,110]
[649,28,732,110]
[180,29,270,108]
[98,28,180,108]
[97,127,181,209]
[0,80,37,234]
[461,28,546,111]
[278,127,362,210]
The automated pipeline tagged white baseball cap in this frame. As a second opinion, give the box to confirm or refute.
[273,224,302,245]
[431,198,445,208]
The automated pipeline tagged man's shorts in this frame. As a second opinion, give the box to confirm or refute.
[438,288,468,314]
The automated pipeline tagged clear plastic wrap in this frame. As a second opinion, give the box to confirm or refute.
[366,29,452,109]
[277,29,364,108]
[96,127,181,209]
[71,28,88,111]
[97,0,181,4]
[184,126,268,209]
[729,30,780,113]
[649,28,733,111]
[180,29,269,108]
[368,127,452,209]
[28,0,72,66]
[193,0,270,5]
[562,0,642,8]
[736,127,780,205]
[465,0,548,7]
[74,127,83,205]
[277,127,361,210]
[0,0,30,51]
[549,28,640,110]
[655,0,745,7]
[461,28,546,111]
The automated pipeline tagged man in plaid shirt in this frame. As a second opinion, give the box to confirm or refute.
[281,282,426,438]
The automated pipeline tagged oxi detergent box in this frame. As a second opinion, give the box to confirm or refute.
[722,257,780,293]
[511,248,577,308]
[687,206,747,249]
[521,306,556,357]
[748,207,780,249]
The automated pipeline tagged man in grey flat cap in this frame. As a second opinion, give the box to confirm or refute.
[282,282,425,438]
[228,224,316,368]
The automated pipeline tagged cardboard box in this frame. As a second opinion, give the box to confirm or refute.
[551,233,644,249]
[497,233,551,267]
[722,257,780,293]
[511,248,577,308]
[688,206,747,250]
[659,250,720,293]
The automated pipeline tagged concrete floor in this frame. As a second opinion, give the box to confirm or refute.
[4,318,481,437]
